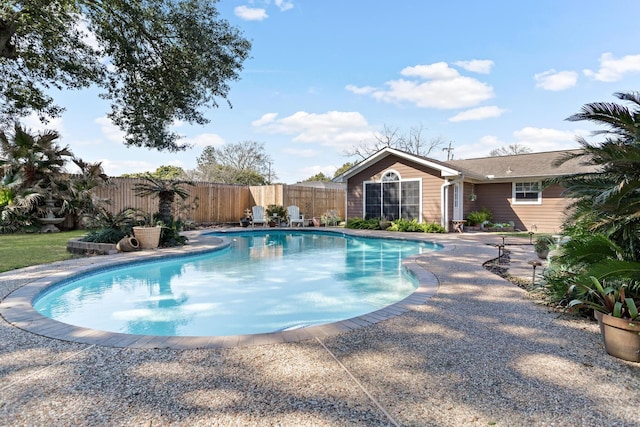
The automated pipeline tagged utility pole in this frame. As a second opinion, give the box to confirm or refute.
[442,141,454,161]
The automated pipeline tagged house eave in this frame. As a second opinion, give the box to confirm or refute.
[333,147,461,182]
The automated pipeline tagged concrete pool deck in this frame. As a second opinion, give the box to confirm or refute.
[1,229,639,426]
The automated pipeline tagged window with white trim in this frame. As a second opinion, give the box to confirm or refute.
[513,181,542,205]
[364,170,421,220]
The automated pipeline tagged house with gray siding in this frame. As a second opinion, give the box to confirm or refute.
[333,147,597,233]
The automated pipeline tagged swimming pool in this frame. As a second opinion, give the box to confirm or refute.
[33,230,441,337]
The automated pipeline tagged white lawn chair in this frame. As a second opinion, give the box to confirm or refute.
[287,205,305,227]
[251,206,267,227]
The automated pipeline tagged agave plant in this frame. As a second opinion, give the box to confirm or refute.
[568,276,640,320]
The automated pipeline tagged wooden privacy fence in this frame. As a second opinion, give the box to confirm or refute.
[91,178,346,225]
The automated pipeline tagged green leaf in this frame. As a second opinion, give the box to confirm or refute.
[613,301,623,317]
[625,298,639,319]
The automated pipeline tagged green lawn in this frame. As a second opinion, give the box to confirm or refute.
[0,230,87,273]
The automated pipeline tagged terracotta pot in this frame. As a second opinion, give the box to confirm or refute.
[594,310,640,362]
[116,236,140,252]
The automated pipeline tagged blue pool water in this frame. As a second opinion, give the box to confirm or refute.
[34,231,440,336]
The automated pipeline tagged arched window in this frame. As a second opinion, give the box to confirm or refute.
[364,170,420,221]
[382,170,400,182]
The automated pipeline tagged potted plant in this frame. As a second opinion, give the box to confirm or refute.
[132,175,193,249]
[534,236,554,259]
[568,277,640,362]
[132,212,163,249]
[266,204,287,227]
[240,208,251,227]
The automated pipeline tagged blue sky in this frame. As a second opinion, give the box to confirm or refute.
[24,0,640,183]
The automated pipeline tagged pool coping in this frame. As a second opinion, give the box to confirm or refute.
[0,228,446,349]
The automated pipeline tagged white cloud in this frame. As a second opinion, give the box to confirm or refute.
[98,158,159,176]
[298,164,337,179]
[401,62,460,80]
[350,62,494,109]
[275,0,294,12]
[512,127,586,152]
[282,147,319,158]
[534,69,578,91]
[252,110,374,148]
[20,113,65,135]
[252,112,279,126]
[76,18,100,51]
[584,52,640,82]
[95,116,125,143]
[372,75,494,109]
[184,133,225,148]
[345,84,376,95]
[235,6,268,21]
[455,59,494,74]
[453,135,506,160]
[448,106,506,122]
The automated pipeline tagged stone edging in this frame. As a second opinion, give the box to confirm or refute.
[66,237,118,255]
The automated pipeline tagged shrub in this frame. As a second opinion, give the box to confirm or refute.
[422,222,447,233]
[82,227,126,244]
[158,216,188,247]
[346,218,380,229]
[387,219,446,233]
[467,208,493,226]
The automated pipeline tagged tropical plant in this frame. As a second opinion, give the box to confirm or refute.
[466,208,493,226]
[56,157,110,228]
[81,207,145,244]
[133,174,193,224]
[266,204,288,220]
[552,91,640,261]
[0,124,72,190]
[534,236,554,253]
[568,277,640,320]
[387,218,446,233]
[345,218,381,230]
[543,229,640,306]
[156,216,188,247]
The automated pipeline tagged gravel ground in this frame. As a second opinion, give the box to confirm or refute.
[1,232,639,426]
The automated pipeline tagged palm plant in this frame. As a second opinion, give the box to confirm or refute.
[56,157,110,228]
[133,174,193,224]
[552,91,640,261]
[0,124,72,190]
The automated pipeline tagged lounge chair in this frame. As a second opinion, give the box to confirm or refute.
[251,206,267,227]
[287,205,305,227]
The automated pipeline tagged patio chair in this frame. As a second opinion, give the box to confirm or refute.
[287,205,305,227]
[251,206,267,227]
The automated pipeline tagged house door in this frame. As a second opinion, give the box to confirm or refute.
[453,182,463,220]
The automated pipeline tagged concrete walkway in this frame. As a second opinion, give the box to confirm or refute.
[1,231,638,426]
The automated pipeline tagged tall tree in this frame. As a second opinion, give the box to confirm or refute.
[121,165,186,180]
[554,91,640,260]
[1,1,251,152]
[333,161,358,178]
[489,144,532,156]
[346,123,444,159]
[301,172,331,182]
[195,141,275,184]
